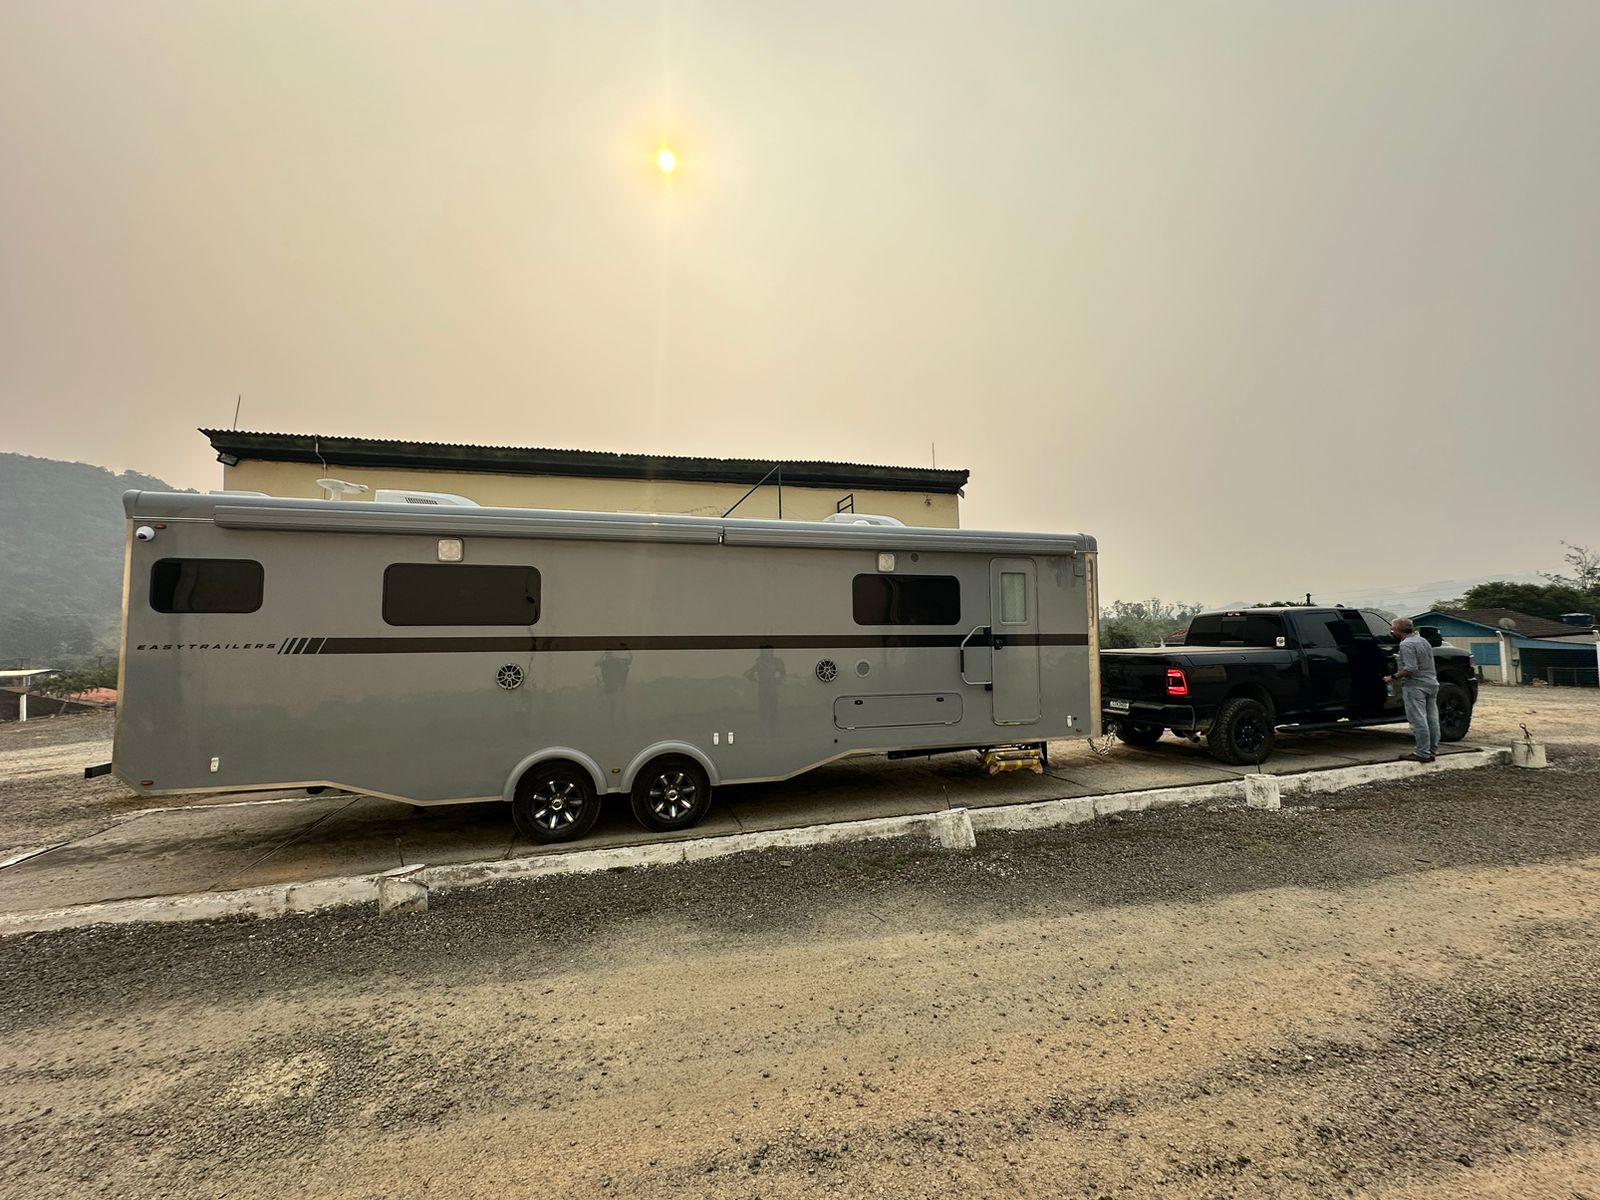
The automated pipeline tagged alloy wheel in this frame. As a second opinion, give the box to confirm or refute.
[646,770,697,821]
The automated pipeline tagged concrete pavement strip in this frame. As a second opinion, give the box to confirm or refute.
[0,844,66,872]
[0,746,1511,937]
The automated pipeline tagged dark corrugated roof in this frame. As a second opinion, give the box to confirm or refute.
[201,430,969,494]
[1422,608,1595,639]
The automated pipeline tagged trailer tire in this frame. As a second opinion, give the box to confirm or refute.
[512,763,602,843]
[1113,722,1164,746]
[630,755,713,833]
[1206,696,1275,765]
[1438,681,1473,743]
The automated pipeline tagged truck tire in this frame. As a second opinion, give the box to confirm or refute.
[1206,696,1275,765]
[1438,682,1473,742]
[512,763,602,843]
[1113,722,1165,746]
[630,755,713,833]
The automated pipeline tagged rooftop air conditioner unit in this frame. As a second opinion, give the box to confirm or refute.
[373,489,479,507]
[821,513,906,527]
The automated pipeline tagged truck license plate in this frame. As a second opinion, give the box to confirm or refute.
[1108,699,1131,712]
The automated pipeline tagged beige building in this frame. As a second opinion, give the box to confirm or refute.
[202,431,967,528]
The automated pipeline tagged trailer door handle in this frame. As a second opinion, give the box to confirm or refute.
[959,625,993,687]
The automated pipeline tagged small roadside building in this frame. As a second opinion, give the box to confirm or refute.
[1410,608,1598,687]
[0,668,56,722]
[202,430,968,528]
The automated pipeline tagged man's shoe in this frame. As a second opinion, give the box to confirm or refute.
[1399,753,1435,763]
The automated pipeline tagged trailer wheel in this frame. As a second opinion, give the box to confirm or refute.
[1206,696,1275,765]
[512,763,602,843]
[630,755,712,833]
[1438,682,1473,742]
[1113,722,1164,746]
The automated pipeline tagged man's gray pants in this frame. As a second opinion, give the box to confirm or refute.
[1402,681,1440,758]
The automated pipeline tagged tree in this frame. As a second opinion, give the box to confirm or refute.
[38,663,118,697]
[0,610,98,667]
[1542,542,1600,594]
[1099,598,1205,648]
[1458,581,1593,621]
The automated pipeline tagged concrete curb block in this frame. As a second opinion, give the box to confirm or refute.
[1245,776,1282,811]
[0,748,1511,937]
[1512,740,1548,769]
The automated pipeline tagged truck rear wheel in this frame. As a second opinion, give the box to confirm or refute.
[1113,722,1165,746]
[512,763,602,843]
[1438,682,1473,742]
[630,755,713,833]
[1207,696,1275,765]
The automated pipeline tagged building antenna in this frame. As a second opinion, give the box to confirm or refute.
[931,442,936,468]
[232,395,242,429]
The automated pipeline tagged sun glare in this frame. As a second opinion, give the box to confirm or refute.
[656,146,677,174]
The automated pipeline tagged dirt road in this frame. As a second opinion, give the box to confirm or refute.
[2,734,1597,1198]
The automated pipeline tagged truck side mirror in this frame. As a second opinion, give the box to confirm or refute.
[1419,626,1442,647]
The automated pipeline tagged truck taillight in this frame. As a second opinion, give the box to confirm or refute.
[1166,668,1189,697]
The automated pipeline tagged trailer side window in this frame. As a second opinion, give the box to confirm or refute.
[852,574,960,625]
[998,573,1028,624]
[383,563,541,626]
[149,559,264,614]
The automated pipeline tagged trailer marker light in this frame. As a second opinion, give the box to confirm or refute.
[878,553,896,572]
[1166,668,1189,697]
[437,538,464,562]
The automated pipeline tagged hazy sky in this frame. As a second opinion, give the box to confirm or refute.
[3,1,1596,605]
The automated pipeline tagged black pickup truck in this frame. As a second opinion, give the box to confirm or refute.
[1100,607,1478,764]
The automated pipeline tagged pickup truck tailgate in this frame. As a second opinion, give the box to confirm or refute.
[1100,654,1174,701]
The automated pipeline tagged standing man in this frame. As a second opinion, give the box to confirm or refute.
[1385,617,1439,762]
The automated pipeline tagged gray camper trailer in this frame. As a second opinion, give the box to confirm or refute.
[114,492,1100,842]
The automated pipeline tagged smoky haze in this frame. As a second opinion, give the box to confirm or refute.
[1,1,1596,605]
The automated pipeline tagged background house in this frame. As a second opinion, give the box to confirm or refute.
[1411,608,1598,686]
[203,430,968,528]
[0,667,55,722]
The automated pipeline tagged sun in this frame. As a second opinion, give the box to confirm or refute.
[656,146,677,174]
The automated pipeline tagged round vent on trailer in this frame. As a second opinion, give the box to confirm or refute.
[815,659,838,683]
[496,664,525,690]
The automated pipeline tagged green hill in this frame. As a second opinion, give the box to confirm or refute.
[0,453,181,668]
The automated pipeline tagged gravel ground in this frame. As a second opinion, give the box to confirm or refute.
[0,712,136,850]
[1,735,1597,1198]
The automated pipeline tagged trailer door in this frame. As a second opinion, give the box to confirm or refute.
[990,558,1041,725]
